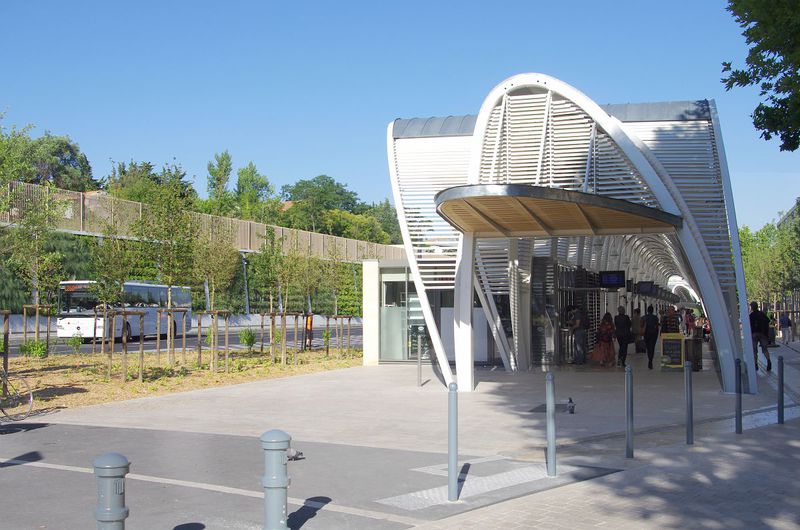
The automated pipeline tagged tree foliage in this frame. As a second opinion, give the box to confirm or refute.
[90,201,136,307]
[207,150,233,201]
[0,118,98,191]
[107,160,195,203]
[194,222,240,310]
[723,0,800,151]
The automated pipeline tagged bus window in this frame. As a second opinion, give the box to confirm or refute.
[146,287,160,308]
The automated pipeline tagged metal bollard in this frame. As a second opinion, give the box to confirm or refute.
[625,365,633,459]
[545,372,556,477]
[778,356,784,425]
[448,382,458,502]
[93,453,130,530]
[685,362,693,445]
[735,358,743,434]
[261,430,291,530]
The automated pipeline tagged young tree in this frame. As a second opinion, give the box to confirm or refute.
[194,221,240,311]
[134,180,196,320]
[6,183,66,305]
[723,0,800,151]
[249,227,282,312]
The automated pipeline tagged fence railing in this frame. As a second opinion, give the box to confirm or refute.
[3,182,405,262]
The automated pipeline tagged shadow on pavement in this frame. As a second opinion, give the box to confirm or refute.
[0,422,49,435]
[0,450,42,466]
[173,524,205,530]
[288,496,331,529]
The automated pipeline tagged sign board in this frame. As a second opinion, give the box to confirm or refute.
[660,332,684,370]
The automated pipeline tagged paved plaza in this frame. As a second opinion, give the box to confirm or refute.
[1,343,798,529]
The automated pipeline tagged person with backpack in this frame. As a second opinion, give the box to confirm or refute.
[642,305,660,369]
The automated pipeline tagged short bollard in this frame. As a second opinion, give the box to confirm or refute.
[684,362,694,445]
[93,452,130,530]
[545,372,556,477]
[625,365,634,459]
[261,430,291,530]
[448,382,458,502]
[778,356,784,425]
[735,358,743,434]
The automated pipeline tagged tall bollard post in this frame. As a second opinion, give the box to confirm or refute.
[625,365,634,459]
[735,358,743,434]
[684,361,694,445]
[448,382,458,502]
[260,430,291,530]
[417,327,422,387]
[778,356,784,425]
[93,452,130,530]
[546,372,556,477]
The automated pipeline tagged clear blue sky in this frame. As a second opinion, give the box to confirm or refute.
[2,0,797,229]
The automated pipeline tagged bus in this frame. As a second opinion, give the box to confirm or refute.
[56,281,192,341]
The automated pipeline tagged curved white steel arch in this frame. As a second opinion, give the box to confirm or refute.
[463,73,748,392]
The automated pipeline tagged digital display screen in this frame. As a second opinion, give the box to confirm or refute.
[636,281,655,295]
[599,270,625,289]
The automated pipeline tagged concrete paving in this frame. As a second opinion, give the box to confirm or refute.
[0,343,797,529]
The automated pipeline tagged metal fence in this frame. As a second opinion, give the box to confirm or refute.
[3,182,405,262]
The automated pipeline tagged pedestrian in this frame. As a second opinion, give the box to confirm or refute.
[642,305,660,369]
[779,312,792,344]
[661,306,680,333]
[570,305,587,365]
[632,308,645,353]
[592,312,616,367]
[749,302,772,371]
[614,306,632,367]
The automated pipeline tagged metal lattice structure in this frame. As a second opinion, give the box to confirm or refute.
[388,74,751,393]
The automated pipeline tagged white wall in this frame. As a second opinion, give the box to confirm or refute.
[362,260,381,366]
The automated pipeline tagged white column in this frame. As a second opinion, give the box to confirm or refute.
[454,233,475,391]
[361,260,381,366]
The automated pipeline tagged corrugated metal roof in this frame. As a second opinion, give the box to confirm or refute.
[392,100,711,138]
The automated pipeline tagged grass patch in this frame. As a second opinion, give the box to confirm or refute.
[6,347,362,414]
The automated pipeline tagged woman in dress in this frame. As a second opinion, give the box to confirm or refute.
[593,312,616,367]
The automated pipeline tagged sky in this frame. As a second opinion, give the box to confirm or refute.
[1,0,797,230]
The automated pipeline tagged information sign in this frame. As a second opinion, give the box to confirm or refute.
[660,332,684,369]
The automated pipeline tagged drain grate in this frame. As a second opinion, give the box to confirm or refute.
[529,403,568,413]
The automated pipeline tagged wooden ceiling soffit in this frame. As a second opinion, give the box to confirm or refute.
[434,184,681,238]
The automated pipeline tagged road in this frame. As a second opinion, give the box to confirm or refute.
[5,323,363,356]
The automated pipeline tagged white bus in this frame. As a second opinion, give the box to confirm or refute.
[56,281,192,341]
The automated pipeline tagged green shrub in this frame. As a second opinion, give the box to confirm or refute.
[273,330,282,345]
[322,329,331,347]
[20,339,48,358]
[239,328,256,352]
[67,333,83,354]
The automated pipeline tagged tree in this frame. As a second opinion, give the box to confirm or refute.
[5,183,66,305]
[107,160,196,203]
[235,162,280,222]
[249,228,283,312]
[723,0,800,151]
[364,199,402,244]
[0,118,97,191]
[207,150,233,201]
[281,175,360,232]
[322,209,390,243]
[134,180,196,310]
[194,221,240,311]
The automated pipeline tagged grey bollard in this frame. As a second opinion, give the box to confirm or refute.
[93,452,130,530]
[778,356,784,425]
[684,362,694,445]
[625,365,633,459]
[545,372,556,477]
[735,359,743,434]
[448,382,458,502]
[261,430,291,530]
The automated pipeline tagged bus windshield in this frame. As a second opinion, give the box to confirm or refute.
[58,284,98,315]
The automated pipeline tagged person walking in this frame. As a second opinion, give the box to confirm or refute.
[614,306,632,367]
[570,305,588,365]
[642,305,660,369]
[750,302,772,371]
[779,312,792,344]
[592,312,616,367]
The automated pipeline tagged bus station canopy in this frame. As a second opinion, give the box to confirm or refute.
[435,184,682,238]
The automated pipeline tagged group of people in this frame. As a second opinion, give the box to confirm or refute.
[568,304,663,370]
